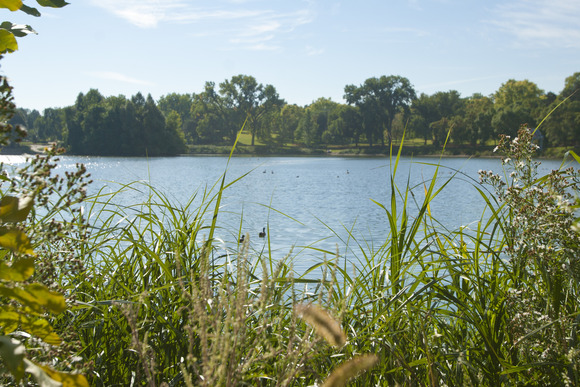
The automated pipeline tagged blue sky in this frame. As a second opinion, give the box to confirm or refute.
[2,0,579,112]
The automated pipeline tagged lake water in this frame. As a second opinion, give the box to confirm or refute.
[0,154,568,273]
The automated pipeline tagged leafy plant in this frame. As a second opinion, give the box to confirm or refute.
[0,0,68,54]
[0,64,87,385]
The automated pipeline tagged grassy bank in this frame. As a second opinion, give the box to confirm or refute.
[3,128,579,385]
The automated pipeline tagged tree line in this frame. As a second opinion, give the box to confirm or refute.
[9,72,580,156]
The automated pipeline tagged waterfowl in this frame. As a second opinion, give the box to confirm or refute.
[259,227,266,238]
[239,235,245,243]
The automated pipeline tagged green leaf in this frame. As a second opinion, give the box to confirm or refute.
[0,22,36,37]
[36,0,68,8]
[0,226,35,255]
[0,0,22,11]
[0,308,20,333]
[0,28,18,53]
[18,4,41,16]
[38,364,89,387]
[0,257,35,281]
[21,283,67,314]
[569,150,580,165]
[0,195,34,223]
[0,336,26,381]
[27,318,61,345]
[0,307,61,345]
[0,283,66,314]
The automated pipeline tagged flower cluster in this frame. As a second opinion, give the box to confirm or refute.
[481,126,580,383]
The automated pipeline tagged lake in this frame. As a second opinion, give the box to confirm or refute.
[0,154,568,273]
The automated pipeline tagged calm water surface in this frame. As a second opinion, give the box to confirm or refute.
[1,155,567,273]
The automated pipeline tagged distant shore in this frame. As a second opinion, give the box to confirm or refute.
[2,142,574,160]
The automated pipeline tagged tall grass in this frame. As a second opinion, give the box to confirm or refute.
[41,127,580,386]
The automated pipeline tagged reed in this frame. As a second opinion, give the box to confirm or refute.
[28,125,580,386]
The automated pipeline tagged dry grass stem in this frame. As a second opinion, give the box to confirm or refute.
[322,354,379,387]
[294,303,346,348]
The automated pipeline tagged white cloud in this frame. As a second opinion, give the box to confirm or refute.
[88,71,154,86]
[90,0,316,50]
[489,0,580,48]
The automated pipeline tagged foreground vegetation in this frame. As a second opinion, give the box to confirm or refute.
[2,2,580,385]
[2,115,579,385]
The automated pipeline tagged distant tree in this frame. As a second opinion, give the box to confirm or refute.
[345,75,416,147]
[63,90,185,155]
[158,93,195,144]
[34,108,65,142]
[462,95,494,145]
[542,72,580,146]
[430,117,451,147]
[279,104,304,145]
[410,91,463,145]
[295,109,319,147]
[492,79,544,137]
[220,75,264,145]
[410,93,437,144]
[323,104,361,145]
[192,82,231,144]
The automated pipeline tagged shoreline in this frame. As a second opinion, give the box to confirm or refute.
[2,143,573,160]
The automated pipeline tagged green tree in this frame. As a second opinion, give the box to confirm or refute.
[192,82,230,144]
[345,75,416,147]
[410,93,437,144]
[295,109,319,147]
[278,104,304,145]
[462,94,494,145]
[542,72,580,146]
[219,75,263,145]
[492,79,544,137]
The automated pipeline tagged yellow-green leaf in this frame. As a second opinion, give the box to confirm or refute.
[0,283,66,314]
[0,29,18,53]
[0,0,23,11]
[26,319,61,345]
[38,364,89,387]
[0,257,35,281]
[0,195,34,223]
[21,283,66,314]
[0,226,35,255]
[0,309,21,333]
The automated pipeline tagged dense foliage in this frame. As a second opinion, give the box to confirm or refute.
[10,72,580,155]
[0,59,89,385]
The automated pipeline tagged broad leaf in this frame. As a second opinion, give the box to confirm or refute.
[38,364,89,387]
[20,283,67,314]
[27,318,61,345]
[0,308,20,333]
[0,0,22,11]
[0,28,18,53]
[0,22,36,37]
[0,257,35,281]
[0,226,35,255]
[0,195,34,223]
[36,0,68,8]
[0,336,26,381]
[19,4,41,16]
[0,308,61,345]
[0,283,66,314]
